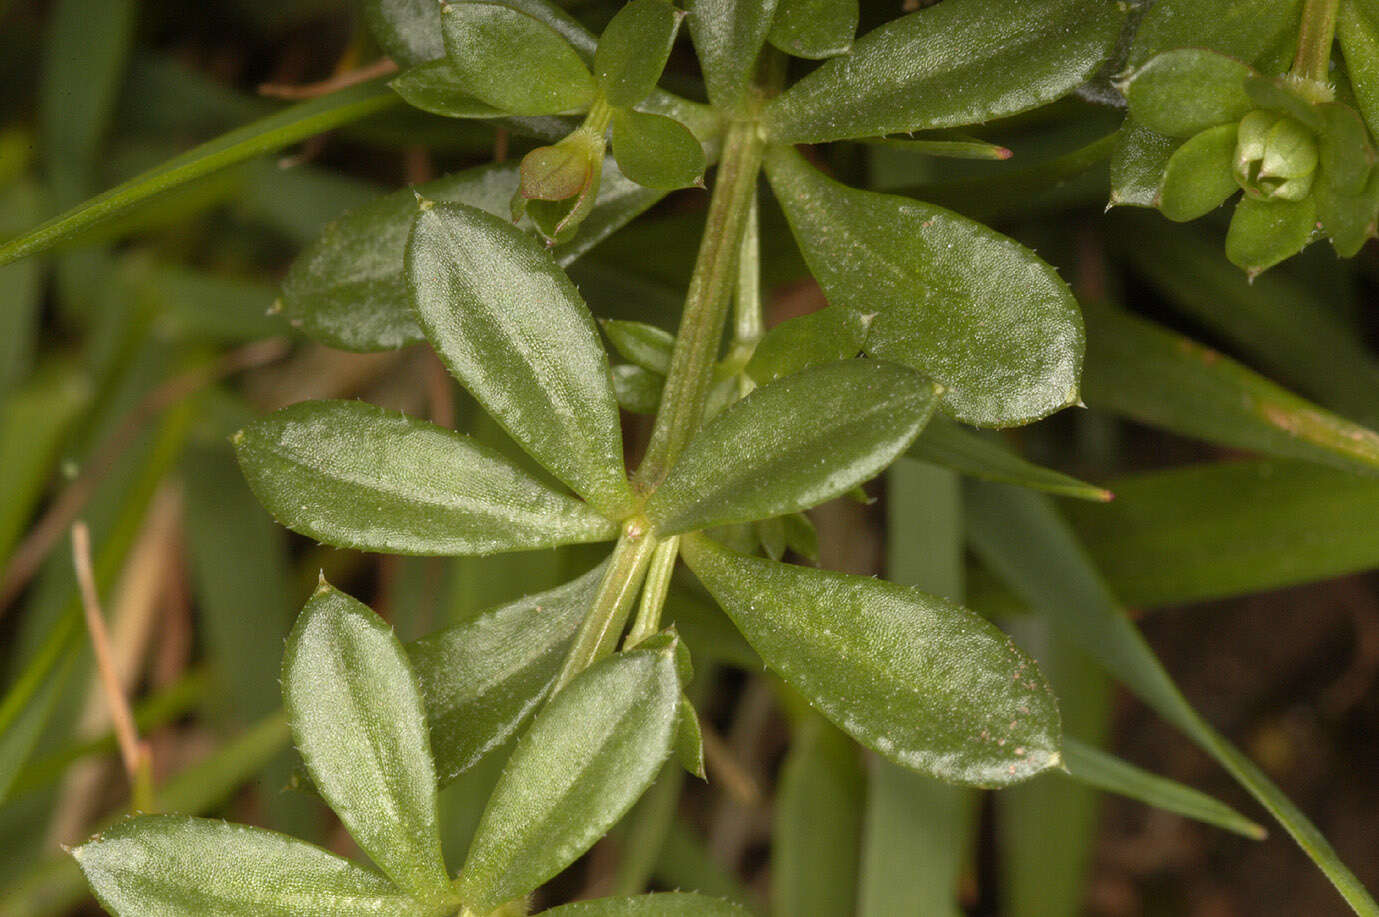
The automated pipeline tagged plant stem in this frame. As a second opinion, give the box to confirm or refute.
[634,119,765,488]
[553,523,659,692]
[1292,0,1340,84]
[625,535,681,648]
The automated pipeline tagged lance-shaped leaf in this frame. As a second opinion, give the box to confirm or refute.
[407,201,635,517]
[768,0,858,60]
[1225,193,1317,275]
[1122,49,1255,139]
[440,2,595,116]
[1158,123,1239,221]
[389,60,505,120]
[1109,118,1179,209]
[908,415,1112,502]
[645,360,940,534]
[764,0,1122,144]
[283,583,450,898]
[234,400,617,555]
[73,816,427,916]
[542,893,750,915]
[0,81,400,268]
[407,562,606,784]
[365,0,444,67]
[680,535,1062,787]
[765,146,1083,427]
[596,0,682,107]
[1082,300,1379,476]
[1061,738,1266,840]
[687,0,780,113]
[456,646,681,912]
[280,161,662,353]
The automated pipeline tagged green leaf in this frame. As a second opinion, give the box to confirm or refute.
[1123,49,1256,139]
[456,646,681,912]
[1340,0,1379,138]
[541,893,750,915]
[674,696,707,778]
[686,0,780,113]
[1064,459,1379,608]
[772,715,865,917]
[614,364,665,414]
[283,583,450,898]
[645,360,940,534]
[1109,118,1179,209]
[1082,300,1379,476]
[680,535,1062,786]
[596,0,683,107]
[74,816,423,916]
[768,0,857,59]
[390,60,506,119]
[611,110,708,191]
[0,81,400,268]
[407,563,606,784]
[234,399,616,555]
[365,0,444,67]
[1128,0,1303,69]
[1061,738,1266,840]
[764,0,1122,144]
[440,2,595,116]
[965,483,1379,917]
[1225,193,1317,275]
[280,161,662,353]
[908,415,1112,502]
[765,146,1084,427]
[1158,123,1240,221]
[407,201,635,517]
[1317,102,1373,195]
[602,319,675,374]
[781,511,819,564]
[744,306,868,385]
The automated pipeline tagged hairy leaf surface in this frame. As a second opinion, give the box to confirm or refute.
[235,400,616,555]
[681,535,1062,786]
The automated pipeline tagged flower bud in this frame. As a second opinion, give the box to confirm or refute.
[511,129,605,243]
[1233,109,1319,201]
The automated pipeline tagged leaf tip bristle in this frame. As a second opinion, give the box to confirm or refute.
[266,299,283,315]
[1097,488,1115,503]
[314,570,331,594]
[229,429,245,446]
[994,146,1013,160]
[412,190,435,211]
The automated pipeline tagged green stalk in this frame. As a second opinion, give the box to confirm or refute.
[634,118,766,488]
[625,535,681,648]
[553,524,659,692]
[1291,0,1340,84]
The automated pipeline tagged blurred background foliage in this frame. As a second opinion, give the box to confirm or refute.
[1,0,1377,914]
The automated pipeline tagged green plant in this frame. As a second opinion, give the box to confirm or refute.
[3,0,1379,914]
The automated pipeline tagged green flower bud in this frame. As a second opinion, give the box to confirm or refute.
[1233,109,1319,201]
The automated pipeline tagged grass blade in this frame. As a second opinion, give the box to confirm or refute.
[0,81,400,267]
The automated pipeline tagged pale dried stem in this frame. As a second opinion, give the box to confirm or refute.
[258,57,397,100]
[70,521,151,803]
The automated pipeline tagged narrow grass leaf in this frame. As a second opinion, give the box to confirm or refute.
[772,715,864,917]
[0,81,400,268]
[1061,737,1266,839]
[1083,300,1379,475]
[1064,459,1379,608]
[965,482,1379,917]
[909,415,1112,502]
[234,399,617,556]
